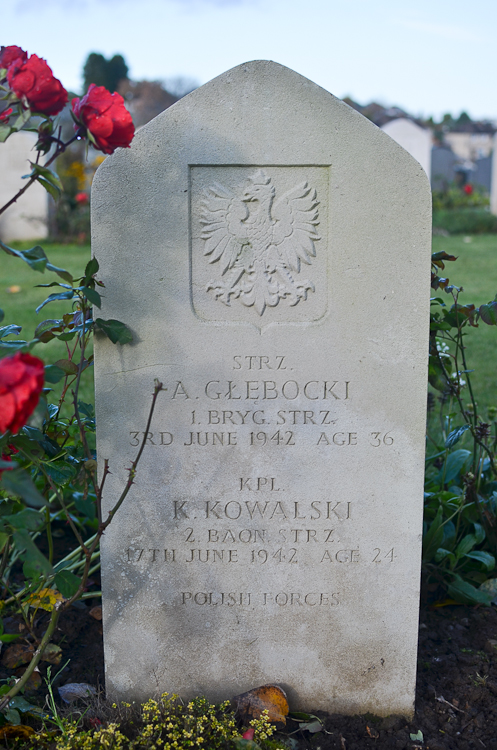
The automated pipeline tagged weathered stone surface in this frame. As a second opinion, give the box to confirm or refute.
[92,60,431,717]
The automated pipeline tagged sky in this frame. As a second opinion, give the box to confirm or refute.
[3,0,497,121]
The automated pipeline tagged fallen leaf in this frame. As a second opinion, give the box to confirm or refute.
[89,605,102,621]
[410,730,424,742]
[366,725,379,739]
[0,725,34,740]
[1,643,34,668]
[233,684,289,726]
[41,642,62,665]
[15,666,42,693]
[58,682,96,703]
[27,588,64,612]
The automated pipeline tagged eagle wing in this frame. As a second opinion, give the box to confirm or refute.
[200,183,250,274]
[271,181,320,272]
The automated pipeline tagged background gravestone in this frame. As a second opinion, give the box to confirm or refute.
[92,60,431,717]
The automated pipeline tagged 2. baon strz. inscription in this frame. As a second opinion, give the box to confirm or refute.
[201,169,319,315]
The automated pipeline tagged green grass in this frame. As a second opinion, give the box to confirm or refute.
[1,241,93,406]
[432,234,497,414]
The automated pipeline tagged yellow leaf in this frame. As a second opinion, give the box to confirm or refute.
[27,588,64,612]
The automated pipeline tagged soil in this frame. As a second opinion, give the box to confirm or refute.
[1,601,496,749]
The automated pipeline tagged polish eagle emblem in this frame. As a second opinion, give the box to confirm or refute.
[200,170,320,316]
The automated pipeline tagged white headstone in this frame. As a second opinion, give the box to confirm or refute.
[381,118,432,178]
[490,134,497,215]
[0,131,48,242]
[92,61,431,718]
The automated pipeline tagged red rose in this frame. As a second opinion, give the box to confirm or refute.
[463,184,473,195]
[7,54,67,116]
[0,353,45,435]
[75,191,88,205]
[72,84,134,155]
[0,46,27,72]
[0,107,13,123]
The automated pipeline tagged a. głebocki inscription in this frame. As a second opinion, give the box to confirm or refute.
[201,170,320,315]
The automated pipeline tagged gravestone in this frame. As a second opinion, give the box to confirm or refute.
[0,131,48,242]
[92,61,431,717]
[381,118,432,178]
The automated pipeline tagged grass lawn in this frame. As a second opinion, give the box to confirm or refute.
[1,241,93,406]
[432,234,497,414]
[2,235,497,416]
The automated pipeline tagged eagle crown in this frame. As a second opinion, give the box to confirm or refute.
[242,170,275,203]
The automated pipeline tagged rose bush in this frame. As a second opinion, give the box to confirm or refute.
[0,352,44,435]
[72,83,134,154]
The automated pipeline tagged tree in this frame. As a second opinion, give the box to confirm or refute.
[83,52,128,93]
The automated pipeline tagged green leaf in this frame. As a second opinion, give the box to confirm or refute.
[43,462,76,485]
[54,570,81,599]
[0,339,30,352]
[78,402,94,419]
[44,365,66,384]
[473,522,486,545]
[4,708,20,726]
[445,425,470,449]
[8,696,41,714]
[13,529,52,577]
[455,533,477,560]
[29,162,62,186]
[443,449,471,485]
[479,301,497,326]
[53,358,78,376]
[35,290,74,314]
[466,551,496,570]
[80,286,101,308]
[37,177,60,201]
[422,507,444,562]
[0,241,48,273]
[34,319,63,343]
[0,125,13,143]
[447,575,493,606]
[57,332,76,341]
[74,495,96,520]
[0,325,22,339]
[1,469,47,508]
[45,263,73,283]
[4,509,44,532]
[95,318,133,345]
[14,107,31,130]
[84,257,99,282]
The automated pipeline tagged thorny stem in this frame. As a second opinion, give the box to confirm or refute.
[99,381,164,532]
